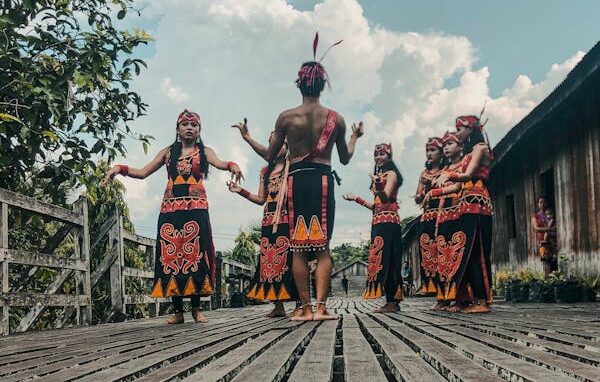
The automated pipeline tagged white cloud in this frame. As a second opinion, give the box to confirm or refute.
[160,78,191,103]
[118,0,583,249]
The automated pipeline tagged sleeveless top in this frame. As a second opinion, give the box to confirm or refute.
[372,171,400,225]
[160,148,208,213]
[261,167,288,227]
[419,168,443,222]
[433,161,463,224]
[459,151,493,216]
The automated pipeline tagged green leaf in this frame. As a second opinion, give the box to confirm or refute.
[42,130,59,142]
[142,141,148,155]
[0,113,23,124]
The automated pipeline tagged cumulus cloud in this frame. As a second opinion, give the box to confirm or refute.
[160,78,191,103]
[118,0,583,249]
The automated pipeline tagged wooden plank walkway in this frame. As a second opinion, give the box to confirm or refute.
[1,299,599,381]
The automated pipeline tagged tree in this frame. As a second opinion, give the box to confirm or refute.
[84,161,147,322]
[226,223,262,267]
[0,0,152,203]
[331,241,370,269]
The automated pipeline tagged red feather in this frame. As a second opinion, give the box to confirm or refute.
[313,32,319,60]
[319,39,344,62]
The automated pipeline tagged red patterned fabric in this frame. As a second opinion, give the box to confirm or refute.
[374,143,392,156]
[426,137,443,150]
[177,109,200,126]
[455,115,484,130]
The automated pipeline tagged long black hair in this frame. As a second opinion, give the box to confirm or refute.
[372,158,403,190]
[168,137,209,178]
[464,128,486,154]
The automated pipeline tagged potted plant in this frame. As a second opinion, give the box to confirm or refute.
[550,271,568,303]
[577,275,599,302]
[539,280,555,303]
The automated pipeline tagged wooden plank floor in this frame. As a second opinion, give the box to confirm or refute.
[1,299,599,381]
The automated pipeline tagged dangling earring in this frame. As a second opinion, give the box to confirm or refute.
[176,134,181,143]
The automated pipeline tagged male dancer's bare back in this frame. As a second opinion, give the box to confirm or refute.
[267,96,363,320]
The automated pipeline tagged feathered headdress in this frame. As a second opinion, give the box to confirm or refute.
[295,32,343,89]
[455,100,489,131]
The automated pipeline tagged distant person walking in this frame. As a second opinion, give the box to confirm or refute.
[341,275,349,297]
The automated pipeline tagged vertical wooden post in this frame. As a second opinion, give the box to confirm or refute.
[77,197,92,325]
[215,252,222,309]
[147,244,159,317]
[1,202,9,335]
[109,214,125,315]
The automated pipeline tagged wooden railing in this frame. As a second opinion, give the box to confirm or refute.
[0,189,215,335]
[0,188,91,335]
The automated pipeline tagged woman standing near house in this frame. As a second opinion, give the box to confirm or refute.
[532,196,557,277]
[434,114,494,313]
[227,124,299,317]
[424,131,466,311]
[415,137,443,298]
[343,143,403,313]
[105,109,243,324]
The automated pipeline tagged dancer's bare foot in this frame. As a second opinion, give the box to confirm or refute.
[374,302,400,313]
[167,312,184,324]
[461,301,491,314]
[431,301,450,311]
[290,303,303,318]
[313,302,338,321]
[444,302,470,313]
[191,308,209,323]
[290,304,314,321]
[266,302,287,318]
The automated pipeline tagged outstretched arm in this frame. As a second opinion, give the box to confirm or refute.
[227,172,266,206]
[265,113,286,162]
[205,146,244,183]
[343,193,374,211]
[232,118,269,161]
[103,147,168,183]
[336,117,363,165]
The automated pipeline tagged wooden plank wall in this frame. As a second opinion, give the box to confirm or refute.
[490,73,600,276]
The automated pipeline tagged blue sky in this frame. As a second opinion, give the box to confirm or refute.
[292,0,600,94]
[117,0,598,249]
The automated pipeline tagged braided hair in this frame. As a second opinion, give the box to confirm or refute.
[168,136,209,179]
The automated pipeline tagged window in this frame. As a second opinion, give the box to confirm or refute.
[506,194,517,238]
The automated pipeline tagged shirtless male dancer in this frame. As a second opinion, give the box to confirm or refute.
[265,34,364,320]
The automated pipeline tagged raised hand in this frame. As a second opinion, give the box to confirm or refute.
[229,163,244,183]
[231,118,249,138]
[342,193,357,201]
[351,121,364,138]
[226,180,242,193]
[102,165,121,185]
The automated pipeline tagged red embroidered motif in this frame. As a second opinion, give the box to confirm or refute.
[259,236,290,283]
[159,221,202,275]
[177,158,192,176]
[419,233,438,277]
[436,231,467,282]
[367,236,384,282]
